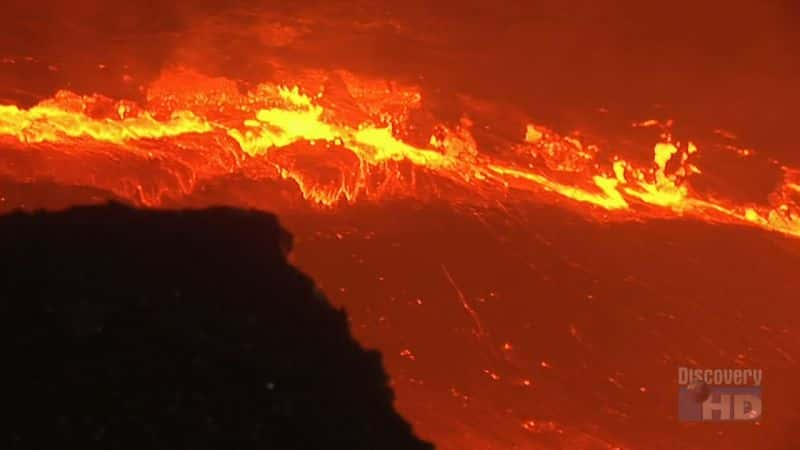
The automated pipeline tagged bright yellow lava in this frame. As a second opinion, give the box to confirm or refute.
[0,70,797,239]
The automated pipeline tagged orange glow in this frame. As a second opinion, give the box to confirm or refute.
[0,68,798,239]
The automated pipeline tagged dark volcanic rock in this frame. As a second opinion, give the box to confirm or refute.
[0,202,433,450]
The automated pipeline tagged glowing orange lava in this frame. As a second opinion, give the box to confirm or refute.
[0,68,798,238]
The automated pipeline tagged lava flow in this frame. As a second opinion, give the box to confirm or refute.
[3,3,800,448]
[0,67,798,239]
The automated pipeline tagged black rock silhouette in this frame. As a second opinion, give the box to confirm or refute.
[0,202,433,450]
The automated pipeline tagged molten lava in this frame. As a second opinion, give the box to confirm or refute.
[0,68,797,239]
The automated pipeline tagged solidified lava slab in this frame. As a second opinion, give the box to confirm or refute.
[0,203,433,450]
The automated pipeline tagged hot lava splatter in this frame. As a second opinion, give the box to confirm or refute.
[0,67,798,239]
